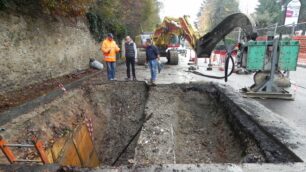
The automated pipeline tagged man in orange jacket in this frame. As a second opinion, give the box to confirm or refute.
[101,33,120,80]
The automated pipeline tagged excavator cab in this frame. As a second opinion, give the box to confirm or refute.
[135,33,153,65]
[135,32,153,49]
[168,35,180,48]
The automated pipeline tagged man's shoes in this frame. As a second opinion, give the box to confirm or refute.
[125,77,131,81]
[151,81,157,86]
[133,77,137,81]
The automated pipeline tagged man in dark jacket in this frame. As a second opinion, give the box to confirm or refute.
[145,39,160,85]
[124,36,137,80]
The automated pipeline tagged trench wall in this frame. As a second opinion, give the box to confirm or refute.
[0,89,96,164]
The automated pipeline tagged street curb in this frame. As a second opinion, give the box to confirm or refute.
[298,64,306,68]
[213,83,306,162]
[213,84,302,162]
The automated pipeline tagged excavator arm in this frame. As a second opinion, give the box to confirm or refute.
[151,16,201,65]
[153,16,200,50]
[196,13,256,57]
[135,13,255,65]
[153,13,256,57]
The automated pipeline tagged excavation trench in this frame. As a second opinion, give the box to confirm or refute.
[0,82,301,168]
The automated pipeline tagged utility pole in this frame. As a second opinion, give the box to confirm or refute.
[281,0,291,25]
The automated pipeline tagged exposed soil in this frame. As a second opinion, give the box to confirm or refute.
[0,68,98,113]
[0,80,148,166]
[0,81,299,167]
[0,89,94,164]
[134,85,260,164]
[175,90,243,163]
[85,81,148,166]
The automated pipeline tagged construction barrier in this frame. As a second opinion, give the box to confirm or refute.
[293,36,306,65]
[212,50,237,71]
[256,36,306,65]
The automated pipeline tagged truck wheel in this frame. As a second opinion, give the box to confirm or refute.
[168,50,179,65]
[137,51,146,65]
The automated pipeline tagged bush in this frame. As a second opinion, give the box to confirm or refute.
[0,0,8,10]
[86,12,126,42]
[40,0,95,17]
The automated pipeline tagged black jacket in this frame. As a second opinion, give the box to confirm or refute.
[146,45,159,61]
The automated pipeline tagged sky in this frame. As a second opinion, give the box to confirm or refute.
[159,0,259,22]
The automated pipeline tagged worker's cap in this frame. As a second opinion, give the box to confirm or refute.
[146,38,152,43]
[107,33,114,38]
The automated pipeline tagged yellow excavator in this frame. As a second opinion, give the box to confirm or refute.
[135,13,299,99]
[135,13,255,67]
[135,15,200,65]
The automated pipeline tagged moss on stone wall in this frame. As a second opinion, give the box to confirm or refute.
[86,12,125,43]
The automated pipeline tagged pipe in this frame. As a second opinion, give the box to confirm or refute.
[189,53,235,82]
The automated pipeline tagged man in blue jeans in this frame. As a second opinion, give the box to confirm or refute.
[145,39,160,85]
[101,33,120,80]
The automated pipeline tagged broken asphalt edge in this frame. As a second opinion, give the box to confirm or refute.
[211,82,306,162]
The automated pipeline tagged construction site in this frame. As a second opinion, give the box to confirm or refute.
[1,0,306,171]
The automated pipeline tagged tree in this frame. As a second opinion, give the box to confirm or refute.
[88,0,161,41]
[298,1,306,22]
[255,0,282,27]
[40,0,95,16]
[118,0,161,37]
[197,0,240,34]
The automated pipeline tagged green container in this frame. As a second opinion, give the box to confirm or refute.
[247,41,267,71]
[279,40,299,71]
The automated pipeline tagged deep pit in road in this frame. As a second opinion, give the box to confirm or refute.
[0,82,301,167]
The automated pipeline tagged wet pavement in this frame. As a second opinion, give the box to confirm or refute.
[115,55,306,133]
[1,55,306,171]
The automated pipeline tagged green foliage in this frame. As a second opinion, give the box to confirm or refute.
[1,0,95,16]
[40,0,95,17]
[255,0,282,27]
[197,0,240,34]
[2,0,160,43]
[88,0,161,42]
[86,12,124,42]
[0,0,8,10]
[299,1,306,22]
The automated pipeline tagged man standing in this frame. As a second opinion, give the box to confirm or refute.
[101,33,120,80]
[145,39,160,85]
[124,36,137,81]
